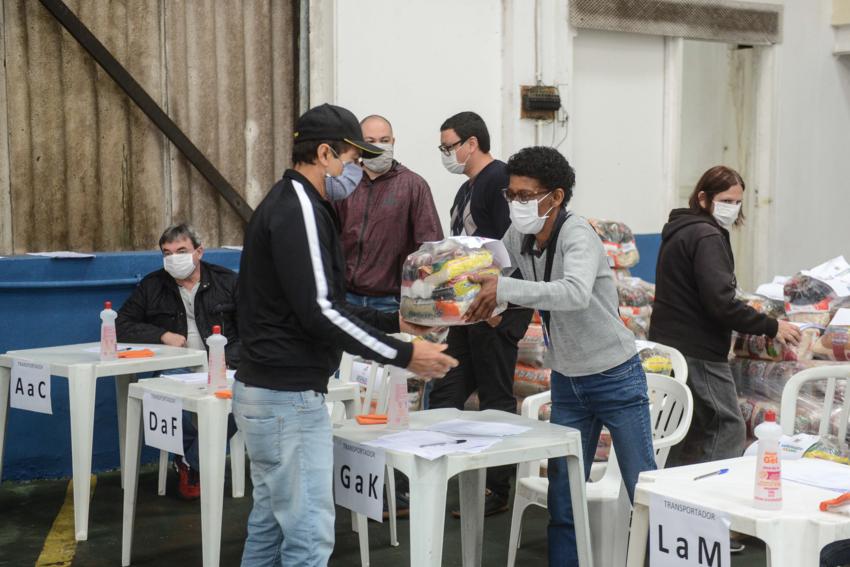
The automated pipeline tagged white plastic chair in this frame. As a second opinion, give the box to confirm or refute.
[507,372,694,567]
[780,364,850,440]
[344,359,402,567]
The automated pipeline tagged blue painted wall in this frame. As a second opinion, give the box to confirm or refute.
[0,249,240,481]
[632,233,662,283]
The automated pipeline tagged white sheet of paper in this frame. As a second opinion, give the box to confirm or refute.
[804,256,850,281]
[424,419,531,437]
[363,430,501,460]
[10,359,52,415]
[755,282,785,301]
[772,276,791,285]
[650,494,730,567]
[829,308,850,328]
[783,457,850,492]
[333,439,386,522]
[163,370,235,385]
[142,392,184,455]
[26,251,95,259]
[222,245,243,251]
[446,236,512,269]
[743,433,820,460]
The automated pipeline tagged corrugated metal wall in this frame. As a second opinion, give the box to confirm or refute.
[0,0,297,254]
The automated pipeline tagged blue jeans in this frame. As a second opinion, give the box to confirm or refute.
[232,382,334,567]
[547,355,656,567]
[345,292,399,312]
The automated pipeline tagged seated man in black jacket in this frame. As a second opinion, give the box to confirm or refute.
[117,223,239,500]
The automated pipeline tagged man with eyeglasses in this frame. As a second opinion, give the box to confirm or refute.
[431,111,533,517]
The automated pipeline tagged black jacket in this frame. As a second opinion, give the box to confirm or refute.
[450,159,511,238]
[116,261,240,366]
[649,209,778,362]
[236,169,413,393]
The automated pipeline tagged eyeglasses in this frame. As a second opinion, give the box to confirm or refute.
[501,188,552,204]
[437,138,467,156]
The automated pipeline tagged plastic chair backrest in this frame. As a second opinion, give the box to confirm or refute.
[780,365,850,440]
[337,352,355,383]
[635,340,688,384]
[646,372,694,468]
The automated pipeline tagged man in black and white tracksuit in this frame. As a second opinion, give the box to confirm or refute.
[233,103,457,567]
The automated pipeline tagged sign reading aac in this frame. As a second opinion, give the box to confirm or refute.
[142,392,184,456]
[10,359,52,415]
[333,438,385,522]
[650,494,731,567]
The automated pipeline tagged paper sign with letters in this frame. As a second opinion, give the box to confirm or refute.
[333,438,385,522]
[650,494,730,567]
[142,392,184,455]
[10,359,52,414]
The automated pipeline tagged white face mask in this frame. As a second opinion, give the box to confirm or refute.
[362,143,394,175]
[509,194,555,235]
[441,144,469,175]
[712,201,741,228]
[163,252,196,280]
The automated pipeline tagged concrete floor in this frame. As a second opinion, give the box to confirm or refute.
[0,464,768,566]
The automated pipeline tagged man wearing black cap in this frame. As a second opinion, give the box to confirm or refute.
[234,103,457,566]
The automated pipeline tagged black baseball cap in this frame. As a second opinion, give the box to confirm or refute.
[293,103,384,156]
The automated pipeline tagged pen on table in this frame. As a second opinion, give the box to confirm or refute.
[419,439,467,448]
[693,468,729,481]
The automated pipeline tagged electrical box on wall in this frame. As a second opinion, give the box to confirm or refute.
[521,85,562,120]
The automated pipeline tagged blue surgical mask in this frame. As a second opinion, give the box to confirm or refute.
[325,161,363,201]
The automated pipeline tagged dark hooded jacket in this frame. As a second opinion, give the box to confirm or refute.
[649,208,778,361]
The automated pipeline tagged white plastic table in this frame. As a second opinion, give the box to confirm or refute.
[625,456,850,567]
[333,408,592,567]
[0,342,206,541]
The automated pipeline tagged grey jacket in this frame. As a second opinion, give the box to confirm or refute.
[497,213,636,376]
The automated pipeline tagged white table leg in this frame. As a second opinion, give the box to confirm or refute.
[625,501,649,567]
[386,464,399,547]
[408,459,449,567]
[115,374,132,489]
[566,453,594,567]
[157,450,169,496]
[121,396,143,567]
[68,366,98,541]
[458,468,486,567]
[0,366,9,483]
[197,400,228,567]
[356,512,370,567]
[229,429,245,498]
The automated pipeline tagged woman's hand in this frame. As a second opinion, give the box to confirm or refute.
[775,320,802,346]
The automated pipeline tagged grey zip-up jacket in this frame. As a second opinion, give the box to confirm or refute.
[497,213,636,376]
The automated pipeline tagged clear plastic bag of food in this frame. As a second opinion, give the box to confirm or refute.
[638,346,673,376]
[784,273,838,326]
[400,237,509,326]
[732,323,822,362]
[588,219,640,269]
[617,277,653,339]
[737,290,787,320]
[814,309,850,361]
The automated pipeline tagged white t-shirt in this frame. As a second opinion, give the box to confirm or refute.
[179,282,205,351]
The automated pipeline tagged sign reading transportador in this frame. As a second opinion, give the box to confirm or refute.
[333,438,385,522]
[650,494,730,567]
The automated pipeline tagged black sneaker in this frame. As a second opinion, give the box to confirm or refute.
[451,489,509,519]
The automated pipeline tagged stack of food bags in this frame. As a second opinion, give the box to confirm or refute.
[401,237,509,326]
[813,308,850,361]
[589,218,640,277]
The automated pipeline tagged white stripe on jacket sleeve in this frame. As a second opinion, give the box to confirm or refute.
[291,180,398,360]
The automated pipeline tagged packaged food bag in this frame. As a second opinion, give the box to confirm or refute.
[513,363,551,397]
[732,323,822,362]
[518,323,547,367]
[618,278,654,339]
[814,308,850,361]
[401,237,509,326]
[588,219,640,269]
